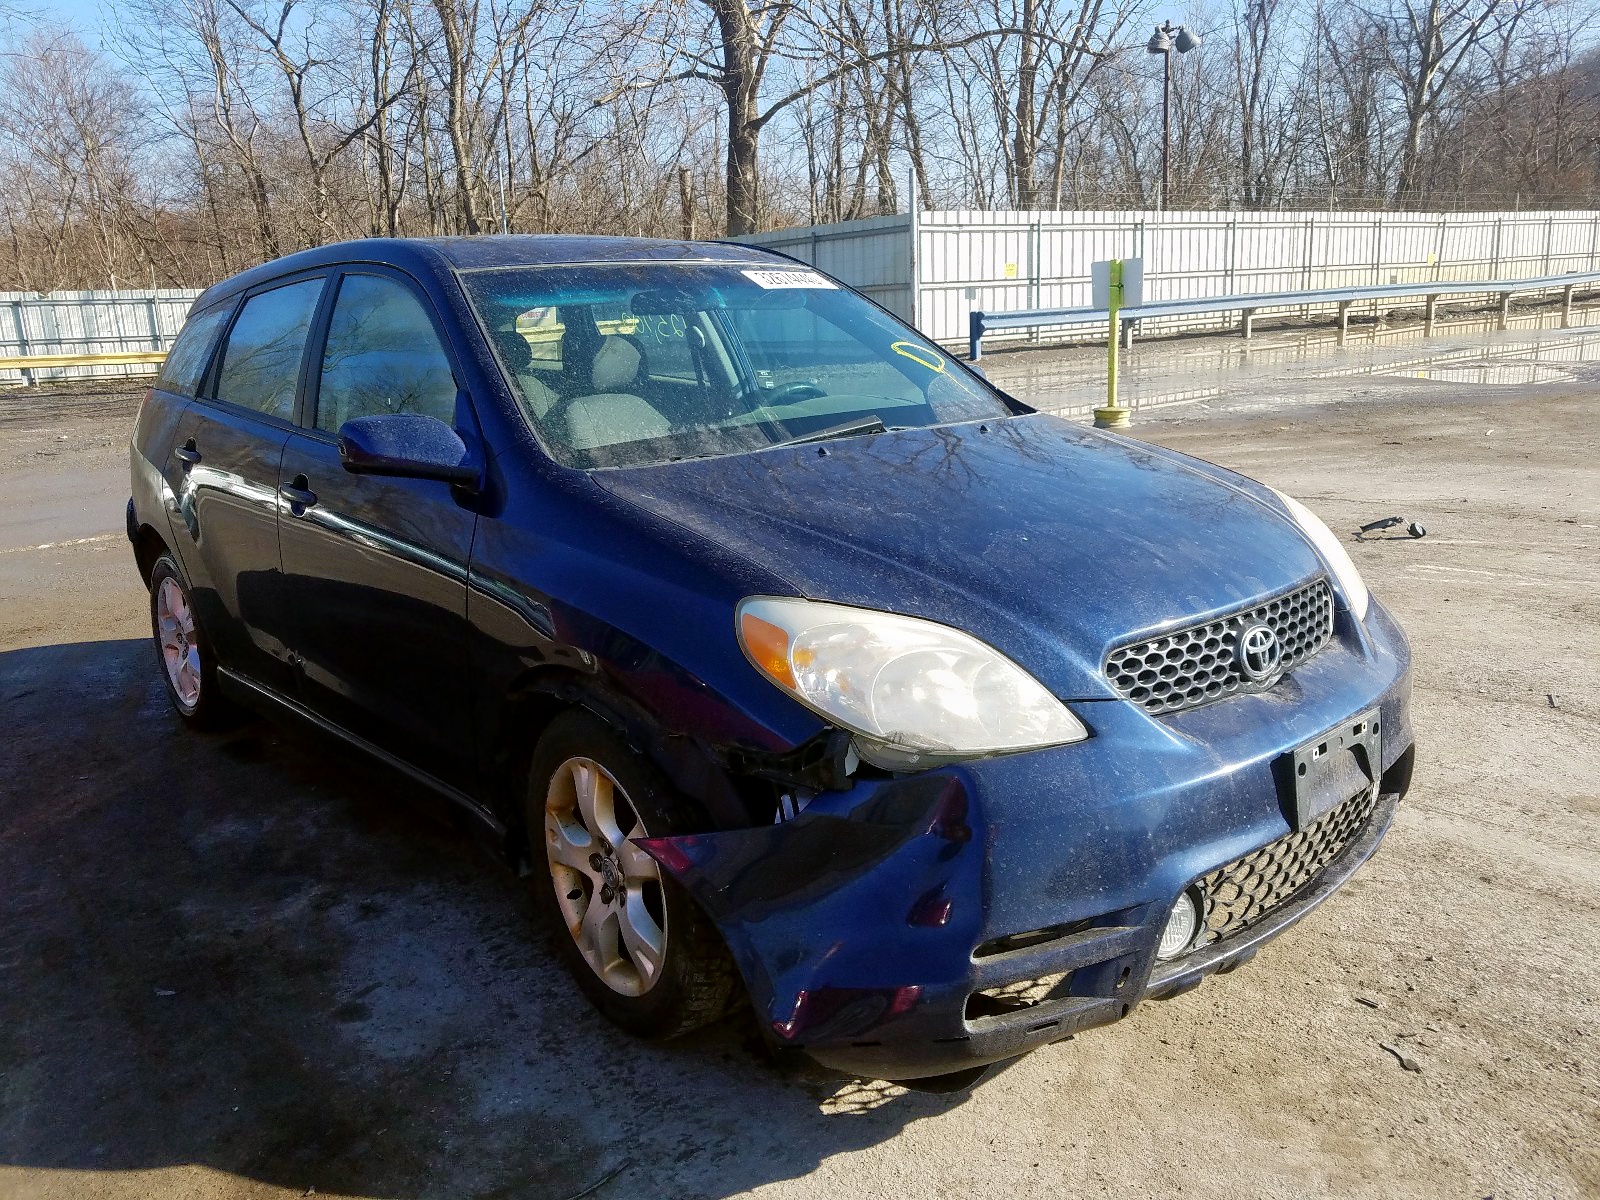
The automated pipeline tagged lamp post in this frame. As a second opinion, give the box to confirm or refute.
[1146,20,1201,211]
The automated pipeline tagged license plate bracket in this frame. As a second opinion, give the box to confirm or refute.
[1278,709,1381,830]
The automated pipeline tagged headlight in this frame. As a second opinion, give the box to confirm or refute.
[737,596,1088,770]
[1270,488,1369,621]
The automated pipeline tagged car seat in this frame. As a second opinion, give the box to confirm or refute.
[561,335,672,451]
[492,327,559,418]
[548,307,670,451]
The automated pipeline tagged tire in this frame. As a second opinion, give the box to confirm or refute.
[148,555,234,730]
[526,709,739,1039]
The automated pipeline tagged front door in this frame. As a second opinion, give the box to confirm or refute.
[275,269,479,791]
[166,276,327,695]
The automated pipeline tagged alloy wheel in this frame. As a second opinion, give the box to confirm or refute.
[544,756,667,997]
[155,576,202,709]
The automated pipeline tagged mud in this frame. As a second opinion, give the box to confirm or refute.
[1,332,1596,1199]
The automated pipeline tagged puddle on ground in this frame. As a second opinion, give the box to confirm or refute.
[1383,363,1575,386]
[981,300,1600,418]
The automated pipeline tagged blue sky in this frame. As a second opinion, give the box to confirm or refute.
[21,0,110,47]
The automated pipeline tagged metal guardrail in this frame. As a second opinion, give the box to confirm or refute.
[0,349,167,386]
[967,270,1600,361]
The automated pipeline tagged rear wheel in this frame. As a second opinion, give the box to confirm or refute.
[526,709,738,1038]
[148,555,233,729]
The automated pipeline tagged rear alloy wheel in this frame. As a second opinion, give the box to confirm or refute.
[527,710,738,1038]
[148,555,233,729]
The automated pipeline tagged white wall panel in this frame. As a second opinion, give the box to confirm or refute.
[2,289,202,384]
[14,214,1590,384]
[736,215,914,319]
[897,209,1600,344]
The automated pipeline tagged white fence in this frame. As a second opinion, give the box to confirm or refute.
[9,209,1600,385]
[739,208,1600,349]
[1,289,202,385]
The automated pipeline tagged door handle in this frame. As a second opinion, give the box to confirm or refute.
[279,476,318,513]
[174,441,201,466]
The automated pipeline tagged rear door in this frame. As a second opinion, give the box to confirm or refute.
[137,302,231,571]
[167,274,327,695]
[275,268,479,790]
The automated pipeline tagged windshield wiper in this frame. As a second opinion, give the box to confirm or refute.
[770,415,888,449]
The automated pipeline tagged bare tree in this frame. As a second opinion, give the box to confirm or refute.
[3,0,1598,291]
[1356,0,1526,204]
[1232,0,1306,207]
[0,29,149,288]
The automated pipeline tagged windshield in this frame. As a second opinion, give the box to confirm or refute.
[459,262,1010,468]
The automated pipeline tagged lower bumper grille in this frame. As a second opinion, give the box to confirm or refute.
[965,971,1072,1020]
[1195,786,1379,947]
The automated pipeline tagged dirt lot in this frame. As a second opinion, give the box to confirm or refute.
[1,338,1597,1199]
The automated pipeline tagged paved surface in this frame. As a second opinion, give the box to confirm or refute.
[1,322,1597,1199]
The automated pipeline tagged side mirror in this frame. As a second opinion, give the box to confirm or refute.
[337,412,480,488]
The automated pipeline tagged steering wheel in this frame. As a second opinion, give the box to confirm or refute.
[764,381,827,404]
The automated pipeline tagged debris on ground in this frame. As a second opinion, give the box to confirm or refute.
[1355,995,1382,1009]
[1356,515,1427,540]
[1380,1043,1424,1073]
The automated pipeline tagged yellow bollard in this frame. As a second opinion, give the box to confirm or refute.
[1094,258,1130,429]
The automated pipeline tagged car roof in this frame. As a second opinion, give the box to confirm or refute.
[189,235,789,314]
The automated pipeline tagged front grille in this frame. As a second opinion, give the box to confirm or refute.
[1105,579,1335,716]
[1194,785,1378,948]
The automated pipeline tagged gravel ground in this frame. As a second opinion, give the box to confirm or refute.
[0,331,1596,1199]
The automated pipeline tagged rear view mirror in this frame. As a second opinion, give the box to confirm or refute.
[338,412,480,488]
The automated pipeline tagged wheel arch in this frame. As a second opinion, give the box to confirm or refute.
[132,522,174,587]
[488,665,762,872]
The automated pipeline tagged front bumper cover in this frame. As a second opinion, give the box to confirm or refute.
[641,599,1414,1081]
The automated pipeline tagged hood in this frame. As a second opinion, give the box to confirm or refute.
[594,415,1325,700]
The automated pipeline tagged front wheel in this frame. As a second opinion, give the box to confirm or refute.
[148,555,234,729]
[526,710,739,1039]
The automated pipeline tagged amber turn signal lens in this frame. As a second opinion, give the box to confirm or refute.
[740,611,796,689]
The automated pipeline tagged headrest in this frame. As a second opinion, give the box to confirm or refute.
[495,328,532,372]
[561,307,602,372]
[590,337,642,393]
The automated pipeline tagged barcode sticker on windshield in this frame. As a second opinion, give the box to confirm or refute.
[741,268,835,290]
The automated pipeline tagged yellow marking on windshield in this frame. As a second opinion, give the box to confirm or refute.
[891,341,945,372]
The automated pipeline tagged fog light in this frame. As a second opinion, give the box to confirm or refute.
[1157,891,1200,961]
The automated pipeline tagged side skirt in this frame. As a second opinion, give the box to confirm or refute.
[217,666,508,848]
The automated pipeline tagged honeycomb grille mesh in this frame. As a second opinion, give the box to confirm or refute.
[1195,785,1378,948]
[1106,580,1334,715]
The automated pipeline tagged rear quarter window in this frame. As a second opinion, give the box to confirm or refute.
[156,306,229,397]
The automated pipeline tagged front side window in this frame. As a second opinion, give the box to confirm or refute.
[461,263,1008,468]
[213,278,324,420]
[315,274,457,433]
[158,306,229,397]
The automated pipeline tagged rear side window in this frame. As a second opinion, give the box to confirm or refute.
[214,278,324,421]
[315,274,457,433]
[157,307,228,397]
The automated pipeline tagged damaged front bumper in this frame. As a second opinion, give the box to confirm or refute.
[641,600,1415,1082]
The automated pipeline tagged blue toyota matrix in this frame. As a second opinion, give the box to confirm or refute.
[128,236,1414,1087]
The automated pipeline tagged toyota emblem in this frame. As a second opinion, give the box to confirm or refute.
[1237,623,1282,682]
